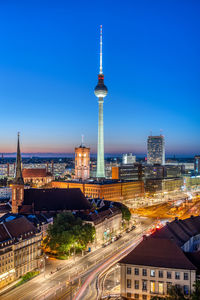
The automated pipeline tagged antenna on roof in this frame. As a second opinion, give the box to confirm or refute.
[81,134,84,147]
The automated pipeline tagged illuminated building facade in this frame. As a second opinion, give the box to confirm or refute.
[120,216,200,299]
[94,26,108,178]
[75,143,90,180]
[52,180,144,202]
[122,153,136,165]
[0,216,42,289]
[147,135,165,165]
[194,155,200,175]
[22,168,53,187]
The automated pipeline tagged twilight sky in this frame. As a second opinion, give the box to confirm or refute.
[0,0,199,155]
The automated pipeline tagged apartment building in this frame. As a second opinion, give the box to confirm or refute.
[120,216,200,299]
[0,216,42,288]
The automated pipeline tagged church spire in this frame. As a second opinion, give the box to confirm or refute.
[14,132,24,185]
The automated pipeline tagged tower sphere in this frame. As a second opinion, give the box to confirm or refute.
[94,75,108,98]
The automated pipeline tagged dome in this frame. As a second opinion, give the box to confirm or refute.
[94,83,108,98]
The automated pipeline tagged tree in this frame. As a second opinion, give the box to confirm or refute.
[166,285,188,300]
[120,204,131,222]
[191,280,200,300]
[44,212,95,257]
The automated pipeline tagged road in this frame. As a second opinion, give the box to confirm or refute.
[0,217,153,300]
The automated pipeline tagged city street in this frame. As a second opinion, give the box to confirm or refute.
[0,217,153,300]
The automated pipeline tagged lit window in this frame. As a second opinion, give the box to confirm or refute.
[184,285,189,295]
[150,270,155,277]
[158,282,164,294]
[150,281,155,293]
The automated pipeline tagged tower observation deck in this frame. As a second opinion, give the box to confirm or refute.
[94,25,108,178]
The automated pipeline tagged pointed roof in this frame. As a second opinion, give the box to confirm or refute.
[13,132,24,185]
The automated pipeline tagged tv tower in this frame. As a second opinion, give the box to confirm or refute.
[94,25,108,178]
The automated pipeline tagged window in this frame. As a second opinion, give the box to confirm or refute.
[184,273,188,280]
[135,268,139,275]
[150,270,155,277]
[142,269,147,276]
[150,281,155,293]
[135,280,139,289]
[158,282,164,294]
[175,272,180,280]
[167,271,172,279]
[142,296,147,300]
[142,280,147,291]
[127,292,131,298]
[159,270,163,278]
[184,285,189,295]
[127,279,131,289]
[134,294,139,299]
[127,267,131,275]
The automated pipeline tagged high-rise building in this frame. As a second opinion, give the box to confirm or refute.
[194,155,200,174]
[122,153,136,165]
[94,25,108,178]
[75,141,90,181]
[12,133,24,214]
[147,135,165,165]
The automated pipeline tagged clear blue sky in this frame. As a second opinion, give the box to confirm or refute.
[0,0,199,155]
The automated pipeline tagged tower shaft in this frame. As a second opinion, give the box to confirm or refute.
[97,98,105,178]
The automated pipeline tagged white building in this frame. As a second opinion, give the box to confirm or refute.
[122,153,136,165]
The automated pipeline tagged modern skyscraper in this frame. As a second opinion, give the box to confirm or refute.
[194,155,200,174]
[147,135,165,165]
[94,25,108,178]
[75,138,90,181]
[12,133,24,213]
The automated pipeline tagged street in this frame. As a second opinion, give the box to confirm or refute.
[0,217,153,300]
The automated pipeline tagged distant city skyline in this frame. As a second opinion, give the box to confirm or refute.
[0,1,199,155]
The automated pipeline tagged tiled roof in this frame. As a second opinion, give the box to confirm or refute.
[5,216,37,238]
[23,188,91,212]
[22,168,52,178]
[120,237,197,270]
[0,224,11,243]
[152,216,200,247]
[81,206,121,225]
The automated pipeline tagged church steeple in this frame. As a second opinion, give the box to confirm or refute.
[12,132,24,214]
[14,132,24,185]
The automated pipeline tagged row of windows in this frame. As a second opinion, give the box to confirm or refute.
[127,294,147,299]
[126,279,189,296]
[127,267,189,280]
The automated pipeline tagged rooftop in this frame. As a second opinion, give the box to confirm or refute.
[120,237,197,270]
[22,168,52,178]
[22,188,92,212]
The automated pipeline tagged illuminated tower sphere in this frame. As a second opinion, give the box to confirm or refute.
[94,25,108,178]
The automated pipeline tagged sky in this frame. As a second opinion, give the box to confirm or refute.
[0,0,199,156]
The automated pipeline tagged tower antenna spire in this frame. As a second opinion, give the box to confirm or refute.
[100,25,103,74]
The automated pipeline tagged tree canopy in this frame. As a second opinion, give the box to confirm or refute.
[43,212,95,256]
